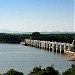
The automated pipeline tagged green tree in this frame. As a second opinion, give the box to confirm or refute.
[31,32,41,40]
[62,64,75,75]
[28,65,60,75]
[0,69,24,75]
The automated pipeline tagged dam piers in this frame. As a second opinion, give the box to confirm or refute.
[21,39,75,59]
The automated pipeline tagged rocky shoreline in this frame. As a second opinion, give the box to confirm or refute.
[64,50,75,61]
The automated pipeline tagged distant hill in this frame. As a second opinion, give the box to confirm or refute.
[40,31,75,34]
[0,29,23,34]
[0,29,14,33]
[0,29,75,34]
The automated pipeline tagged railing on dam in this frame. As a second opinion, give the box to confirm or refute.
[21,39,75,53]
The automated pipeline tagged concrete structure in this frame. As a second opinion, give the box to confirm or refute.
[21,39,75,53]
[64,39,75,59]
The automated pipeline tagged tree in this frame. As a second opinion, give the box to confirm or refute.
[28,65,60,75]
[32,32,40,36]
[0,69,24,75]
[31,32,41,40]
[62,64,75,75]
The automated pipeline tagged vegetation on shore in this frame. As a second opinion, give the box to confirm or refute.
[0,32,75,44]
[0,69,24,75]
[0,64,75,75]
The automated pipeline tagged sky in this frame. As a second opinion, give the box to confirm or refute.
[0,0,74,32]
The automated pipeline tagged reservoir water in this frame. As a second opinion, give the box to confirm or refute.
[0,43,75,75]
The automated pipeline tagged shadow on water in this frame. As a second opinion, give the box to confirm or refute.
[40,48,64,55]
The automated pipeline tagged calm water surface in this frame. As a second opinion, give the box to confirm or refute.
[0,43,75,75]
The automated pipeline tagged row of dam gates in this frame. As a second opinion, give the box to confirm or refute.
[21,39,75,53]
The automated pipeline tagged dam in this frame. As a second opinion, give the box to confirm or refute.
[21,39,75,54]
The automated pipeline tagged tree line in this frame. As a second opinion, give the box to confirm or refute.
[0,64,75,75]
[0,32,75,43]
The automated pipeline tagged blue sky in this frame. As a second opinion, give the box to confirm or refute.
[0,0,74,32]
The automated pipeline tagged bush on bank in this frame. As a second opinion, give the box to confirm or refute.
[0,69,24,75]
[62,64,75,75]
[0,64,75,75]
[28,65,60,75]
